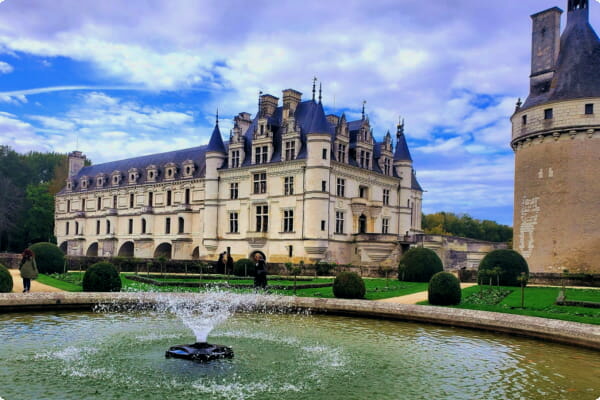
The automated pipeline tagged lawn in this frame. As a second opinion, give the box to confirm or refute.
[420,285,600,325]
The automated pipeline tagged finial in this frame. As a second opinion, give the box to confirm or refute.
[397,116,404,138]
[361,100,366,120]
[318,82,322,104]
[216,108,219,126]
[515,97,522,112]
[312,76,317,101]
[258,90,263,117]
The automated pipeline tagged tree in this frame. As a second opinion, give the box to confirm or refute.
[422,211,512,243]
[22,183,55,244]
[0,175,25,251]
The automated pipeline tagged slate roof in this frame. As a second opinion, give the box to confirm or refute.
[394,132,413,162]
[522,5,600,109]
[206,123,226,153]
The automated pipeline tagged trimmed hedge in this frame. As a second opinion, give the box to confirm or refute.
[478,249,529,287]
[333,271,366,299]
[233,258,255,277]
[398,247,444,282]
[428,271,461,305]
[0,264,13,293]
[29,242,65,274]
[82,262,122,292]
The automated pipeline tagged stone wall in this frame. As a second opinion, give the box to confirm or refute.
[418,234,507,271]
[0,253,21,269]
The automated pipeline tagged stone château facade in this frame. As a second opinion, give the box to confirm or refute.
[511,0,600,273]
[55,86,423,266]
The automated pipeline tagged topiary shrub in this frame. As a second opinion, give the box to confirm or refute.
[82,262,121,292]
[0,264,13,293]
[478,249,529,287]
[398,247,443,282]
[29,242,65,274]
[333,271,366,299]
[316,262,334,276]
[428,271,461,305]
[233,258,255,277]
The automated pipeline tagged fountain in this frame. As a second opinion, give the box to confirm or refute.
[0,291,599,400]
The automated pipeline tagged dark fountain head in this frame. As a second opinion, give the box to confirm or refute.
[165,342,234,362]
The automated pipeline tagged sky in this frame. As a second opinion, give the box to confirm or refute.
[1,0,599,227]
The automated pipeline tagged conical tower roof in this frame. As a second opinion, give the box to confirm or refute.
[206,121,226,154]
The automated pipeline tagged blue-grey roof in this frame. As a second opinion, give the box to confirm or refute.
[206,123,227,153]
[522,5,600,109]
[394,133,413,162]
[411,169,423,192]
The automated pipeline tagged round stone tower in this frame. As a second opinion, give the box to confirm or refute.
[511,0,600,274]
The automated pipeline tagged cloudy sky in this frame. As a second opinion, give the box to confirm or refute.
[1,0,599,226]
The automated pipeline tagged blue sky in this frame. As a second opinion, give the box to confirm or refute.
[1,0,599,226]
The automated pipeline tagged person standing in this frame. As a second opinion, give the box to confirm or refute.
[19,249,38,293]
[226,254,234,276]
[253,253,268,289]
[216,252,226,274]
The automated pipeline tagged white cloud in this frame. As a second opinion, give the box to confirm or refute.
[0,61,13,73]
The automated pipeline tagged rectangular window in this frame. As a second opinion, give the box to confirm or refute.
[166,190,172,206]
[284,176,294,196]
[106,220,110,234]
[96,220,100,235]
[65,221,69,235]
[128,218,133,234]
[360,150,365,168]
[185,188,190,204]
[129,193,134,208]
[336,178,345,197]
[321,180,327,192]
[337,143,346,163]
[255,145,268,164]
[229,212,239,233]
[67,200,71,212]
[335,211,344,234]
[522,115,527,125]
[256,205,268,232]
[178,217,184,234]
[322,148,327,160]
[81,198,86,211]
[113,195,117,209]
[365,152,370,169]
[544,108,553,120]
[321,220,326,231]
[283,209,294,232]
[253,172,267,194]
[383,158,391,175]
[285,141,296,160]
[230,182,239,199]
[359,186,368,199]
[231,150,240,168]
[165,217,171,234]
[383,189,390,206]
[148,192,153,207]
[585,103,594,115]
[382,218,389,234]
[97,197,102,210]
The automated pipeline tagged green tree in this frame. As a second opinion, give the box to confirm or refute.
[22,183,55,244]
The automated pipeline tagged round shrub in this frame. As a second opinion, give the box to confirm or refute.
[428,271,461,306]
[478,249,529,287]
[333,271,366,299]
[0,264,13,293]
[82,262,121,292]
[233,258,255,277]
[29,242,65,274]
[398,247,443,282]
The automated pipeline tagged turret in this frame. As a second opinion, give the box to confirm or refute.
[203,115,227,252]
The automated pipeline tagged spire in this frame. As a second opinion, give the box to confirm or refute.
[258,90,263,117]
[318,82,322,104]
[207,115,226,154]
[312,76,317,101]
[216,108,219,126]
[361,100,366,120]
[394,117,412,162]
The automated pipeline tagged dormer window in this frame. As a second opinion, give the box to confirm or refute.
[128,168,139,184]
[146,165,158,182]
[359,150,371,169]
[382,158,391,175]
[80,176,89,190]
[96,174,106,188]
[111,171,122,186]
[66,180,73,191]
[230,150,240,168]
[182,160,195,177]
[164,162,177,180]
[284,141,296,161]
[255,145,268,164]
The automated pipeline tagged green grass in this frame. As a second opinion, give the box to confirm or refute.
[419,285,600,325]
[37,274,83,292]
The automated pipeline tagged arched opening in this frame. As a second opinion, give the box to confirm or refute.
[86,242,99,257]
[154,242,172,259]
[59,241,68,254]
[358,214,367,234]
[118,241,134,257]
[249,250,266,262]
[192,246,200,260]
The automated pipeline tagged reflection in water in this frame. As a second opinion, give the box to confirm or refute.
[1,309,599,400]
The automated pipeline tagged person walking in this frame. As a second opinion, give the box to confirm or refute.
[19,249,38,293]
[253,253,268,289]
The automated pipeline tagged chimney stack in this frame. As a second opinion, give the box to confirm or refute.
[529,7,563,96]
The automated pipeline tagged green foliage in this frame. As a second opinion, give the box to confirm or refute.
[29,242,65,274]
[478,249,529,287]
[422,211,512,243]
[398,247,443,282]
[332,271,366,299]
[315,262,334,276]
[233,258,255,276]
[428,272,461,305]
[82,262,122,292]
[0,263,13,293]
[23,183,55,244]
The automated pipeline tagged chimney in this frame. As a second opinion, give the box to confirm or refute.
[529,7,563,95]
[282,89,302,117]
[259,94,279,118]
[68,151,86,178]
[567,0,589,27]
[234,112,252,135]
